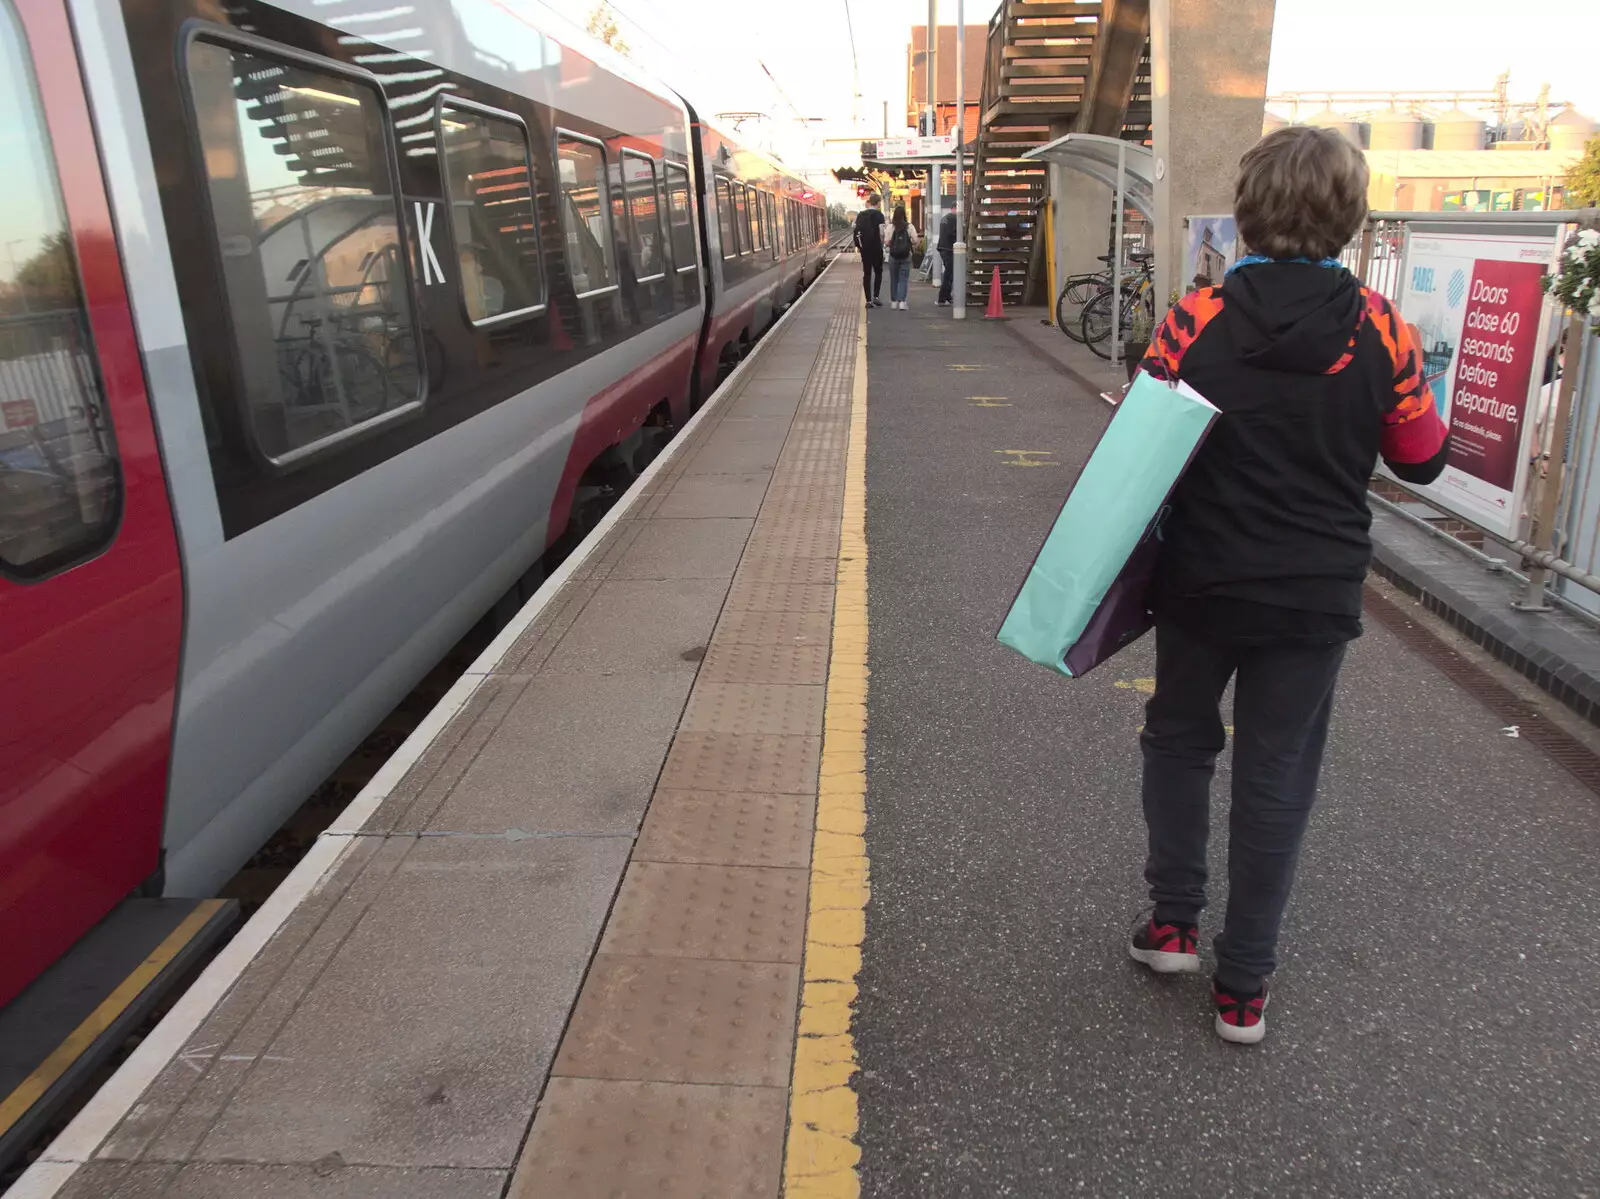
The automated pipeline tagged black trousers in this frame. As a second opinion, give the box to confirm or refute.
[861,250,883,301]
[1140,620,1346,992]
[938,247,954,303]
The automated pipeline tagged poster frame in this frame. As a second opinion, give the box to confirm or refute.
[1380,221,1566,541]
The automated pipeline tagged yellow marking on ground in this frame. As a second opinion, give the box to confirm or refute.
[968,396,1012,408]
[784,299,870,1199]
[1115,677,1157,695]
[0,899,228,1137]
[994,449,1056,467]
[1135,724,1236,735]
[947,364,985,371]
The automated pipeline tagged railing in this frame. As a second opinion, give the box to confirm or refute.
[1335,208,1600,609]
[961,8,1006,284]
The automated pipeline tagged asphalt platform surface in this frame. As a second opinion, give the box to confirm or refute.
[854,297,1600,1197]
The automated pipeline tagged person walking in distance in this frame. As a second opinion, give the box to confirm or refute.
[886,205,918,310]
[1126,125,1449,1044]
[936,207,957,306]
[853,193,886,308]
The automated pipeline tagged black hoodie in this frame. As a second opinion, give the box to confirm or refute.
[1139,262,1449,643]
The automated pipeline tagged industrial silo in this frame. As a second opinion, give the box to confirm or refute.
[1549,106,1598,153]
[1368,110,1425,151]
[1430,109,1487,152]
[1262,108,1291,138]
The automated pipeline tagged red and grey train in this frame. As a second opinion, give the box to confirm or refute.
[0,0,829,1006]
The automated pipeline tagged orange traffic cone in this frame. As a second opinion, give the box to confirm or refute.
[984,266,1006,319]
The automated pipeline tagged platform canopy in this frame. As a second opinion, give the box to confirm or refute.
[1022,133,1155,219]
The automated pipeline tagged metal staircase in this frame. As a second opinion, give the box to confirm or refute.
[965,0,1151,308]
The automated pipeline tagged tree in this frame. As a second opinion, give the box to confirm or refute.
[1,231,77,316]
[585,3,629,55]
[1566,135,1600,209]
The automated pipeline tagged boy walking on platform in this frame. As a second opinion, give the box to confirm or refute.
[1127,126,1449,1044]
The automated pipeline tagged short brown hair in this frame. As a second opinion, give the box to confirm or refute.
[1234,126,1368,260]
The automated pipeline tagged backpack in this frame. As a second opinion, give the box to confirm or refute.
[889,224,912,260]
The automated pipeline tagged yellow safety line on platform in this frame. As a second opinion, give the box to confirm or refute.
[0,899,228,1137]
[783,297,869,1199]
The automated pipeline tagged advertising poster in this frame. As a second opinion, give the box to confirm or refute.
[1395,229,1557,538]
[1184,216,1239,291]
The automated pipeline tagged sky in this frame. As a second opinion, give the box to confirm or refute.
[3,0,1597,281]
[533,0,1600,171]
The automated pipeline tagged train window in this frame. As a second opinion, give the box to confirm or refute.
[716,178,737,258]
[608,166,631,287]
[438,99,545,326]
[665,163,697,274]
[620,151,665,282]
[0,1,119,576]
[556,132,616,296]
[184,38,422,467]
[733,185,752,256]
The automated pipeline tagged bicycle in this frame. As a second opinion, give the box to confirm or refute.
[1080,251,1156,360]
[277,316,390,427]
[1055,253,1149,343]
[1054,254,1119,342]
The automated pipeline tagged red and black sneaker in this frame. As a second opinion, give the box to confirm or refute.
[1127,914,1200,974]
[1212,978,1270,1045]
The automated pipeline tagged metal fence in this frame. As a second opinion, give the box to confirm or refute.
[0,309,100,431]
[1336,208,1600,614]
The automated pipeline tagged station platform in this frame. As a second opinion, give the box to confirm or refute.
[18,261,1600,1199]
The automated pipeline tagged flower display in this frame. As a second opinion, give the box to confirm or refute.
[1542,227,1600,334]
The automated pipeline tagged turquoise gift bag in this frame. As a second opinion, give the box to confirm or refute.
[997,373,1218,677]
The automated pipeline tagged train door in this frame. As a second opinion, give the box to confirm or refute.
[0,0,184,1006]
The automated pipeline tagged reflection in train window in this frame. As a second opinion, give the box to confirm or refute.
[0,0,119,575]
[185,38,421,466]
[733,184,751,256]
[438,100,545,325]
[621,151,665,281]
[557,133,615,296]
[716,178,737,258]
[665,163,696,273]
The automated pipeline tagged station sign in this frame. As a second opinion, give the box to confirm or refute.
[866,135,957,160]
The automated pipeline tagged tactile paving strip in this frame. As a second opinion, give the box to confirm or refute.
[510,1078,786,1199]
[725,581,837,613]
[747,524,846,562]
[552,955,800,1087]
[634,790,815,869]
[511,269,861,1198]
[656,732,822,795]
[599,861,808,962]
[713,609,833,648]
[698,642,831,685]
[680,682,826,735]
[733,556,839,586]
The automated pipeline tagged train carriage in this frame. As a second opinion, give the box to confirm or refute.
[0,0,827,1008]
